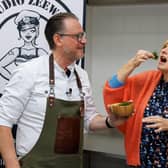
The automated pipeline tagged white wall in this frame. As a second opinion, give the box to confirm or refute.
[84,3,168,157]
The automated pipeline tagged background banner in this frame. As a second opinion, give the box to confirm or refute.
[0,0,86,94]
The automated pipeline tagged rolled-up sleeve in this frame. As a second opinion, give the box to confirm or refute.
[81,72,99,132]
[84,89,99,131]
[0,65,35,127]
[109,74,124,88]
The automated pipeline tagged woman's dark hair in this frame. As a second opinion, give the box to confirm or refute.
[17,17,39,45]
[44,12,78,50]
[17,17,39,31]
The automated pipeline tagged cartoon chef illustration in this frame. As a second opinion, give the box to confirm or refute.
[0,10,48,81]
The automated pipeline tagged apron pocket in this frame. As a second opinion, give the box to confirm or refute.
[54,117,80,154]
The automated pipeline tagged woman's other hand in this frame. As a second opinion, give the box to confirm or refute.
[142,115,168,133]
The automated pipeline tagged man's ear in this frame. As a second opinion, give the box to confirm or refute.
[53,34,63,47]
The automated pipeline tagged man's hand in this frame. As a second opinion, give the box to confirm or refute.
[107,104,133,127]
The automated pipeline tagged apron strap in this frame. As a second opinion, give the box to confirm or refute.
[49,54,84,107]
[49,54,55,107]
[74,69,84,97]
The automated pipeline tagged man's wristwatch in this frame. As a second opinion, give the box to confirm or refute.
[105,116,114,128]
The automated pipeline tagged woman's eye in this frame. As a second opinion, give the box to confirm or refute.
[31,30,36,33]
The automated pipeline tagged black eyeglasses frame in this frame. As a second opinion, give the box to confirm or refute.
[57,32,86,42]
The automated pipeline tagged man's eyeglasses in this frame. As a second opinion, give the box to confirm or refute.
[58,32,86,42]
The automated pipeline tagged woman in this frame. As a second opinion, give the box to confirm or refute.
[0,10,47,81]
[103,40,168,167]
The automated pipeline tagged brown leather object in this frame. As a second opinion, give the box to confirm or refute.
[54,117,81,154]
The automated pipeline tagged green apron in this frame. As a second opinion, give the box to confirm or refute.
[20,54,84,168]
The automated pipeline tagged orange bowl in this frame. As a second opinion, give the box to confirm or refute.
[109,101,134,117]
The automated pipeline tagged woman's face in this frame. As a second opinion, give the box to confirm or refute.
[157,44,168,73]
[20,25,38,43]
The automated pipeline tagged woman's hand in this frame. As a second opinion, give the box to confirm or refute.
[117,50,154,83]
[142,115,168,133]
[130,50,154,68]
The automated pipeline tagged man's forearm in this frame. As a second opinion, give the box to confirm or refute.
[0,126,20,168]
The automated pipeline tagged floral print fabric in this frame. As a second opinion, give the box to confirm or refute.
[140,78,168,168]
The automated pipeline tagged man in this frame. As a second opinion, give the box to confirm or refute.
[0,12,122,168]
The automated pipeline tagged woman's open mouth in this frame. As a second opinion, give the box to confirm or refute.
[160,56,167,63]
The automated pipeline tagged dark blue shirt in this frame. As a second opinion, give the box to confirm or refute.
[140,78,168,168]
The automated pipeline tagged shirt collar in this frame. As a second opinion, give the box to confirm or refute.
[54,61,76,73]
